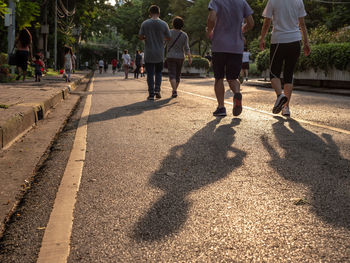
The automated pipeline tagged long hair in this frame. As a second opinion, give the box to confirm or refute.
[18,28,32,47]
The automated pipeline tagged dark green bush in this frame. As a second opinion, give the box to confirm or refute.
[256,43,350,73]
[256,49,270,73]
[184,55,210,70]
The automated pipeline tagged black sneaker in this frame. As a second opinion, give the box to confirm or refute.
[213,107,226,117]
[155,92,161,99]
[172,91,177,98]
[147,95,155,101]
[233,93,242,116]
[273,94,288,114]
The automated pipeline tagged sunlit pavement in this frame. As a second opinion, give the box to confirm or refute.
[1,72,349,262]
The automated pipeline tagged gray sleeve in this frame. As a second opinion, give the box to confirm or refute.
[163,22,171,38]
[139,22,145,36]
[184,33,190,54]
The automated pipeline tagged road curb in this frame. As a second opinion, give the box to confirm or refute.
[0,71,93,150]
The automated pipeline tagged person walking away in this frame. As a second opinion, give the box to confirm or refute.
[112,58,118,74]
[206,0,254,117]
[138,5,171,100]
[134,50,142,79]
[33,54,45,82]
[241,47,250,82]
[64,46,73,82]
[140,51,145,77]
[98,59,104,74]
[104,60,108,73]
[205,52,212,77]
[166,16,192,98]
[15,28,32,81]
[122,50,131,79]
[259,0,310,117]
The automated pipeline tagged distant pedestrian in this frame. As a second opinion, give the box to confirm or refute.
[104,60,108,73]
[166,16,192,98]
[134,50,142,79]
[85,61,89,69]
[98,59,104,74]
[15,28,32,81]
[140,51,145,77]
[259,0,310,117]
[122,50,131,79]
[241,47,250,82]
[112,58,118,74]
[138,5,171,100]
[205,52,212,77]
[206,0,254,117]
[64,46,73,82]
[33,54,44,82]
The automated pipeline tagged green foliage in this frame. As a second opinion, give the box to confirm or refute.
[310,25,350,45]
[249,62,260,77]
[15,1,40,29]
[184,55,210,70]
[256,49,269,73]
[0,0,7,18]
[256,43,350,73]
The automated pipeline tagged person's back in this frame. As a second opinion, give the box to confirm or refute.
[263,0,306,44]
[139,18,170,63]
[209,0,253,54]
[98,60,104,67]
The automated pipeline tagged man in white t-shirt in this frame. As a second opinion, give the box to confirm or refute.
[122,49,131,79]
[259,0,310,117]
[241,47,250,82]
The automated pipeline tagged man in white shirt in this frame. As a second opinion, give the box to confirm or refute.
[259,0,310,117]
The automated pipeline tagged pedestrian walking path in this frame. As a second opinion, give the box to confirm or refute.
[0,71,92,149]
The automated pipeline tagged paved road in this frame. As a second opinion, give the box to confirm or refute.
[1,72,350,262]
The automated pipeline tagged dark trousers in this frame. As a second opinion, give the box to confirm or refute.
[145,62,163,95]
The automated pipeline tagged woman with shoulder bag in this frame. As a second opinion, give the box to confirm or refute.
[166,16,192,98]
[15,28,32,81]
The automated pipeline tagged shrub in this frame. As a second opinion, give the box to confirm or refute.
[256,49,270,73]
[184,55,210,70]
[310,25,350,44]
[256,43,350,73]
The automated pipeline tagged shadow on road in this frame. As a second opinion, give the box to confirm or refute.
[133,118,246,242]
[261,117,350,229]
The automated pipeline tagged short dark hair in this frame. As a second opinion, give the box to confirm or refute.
[172,16,184,30]
[124,49,128,54]
[149,5,160,15]
[35,54,40,60]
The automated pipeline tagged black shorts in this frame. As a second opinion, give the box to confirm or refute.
[242,62,249,70]
[270,41,301,84]
[212,52,243,80]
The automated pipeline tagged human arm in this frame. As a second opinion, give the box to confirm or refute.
[242,15,254,33]
[299,17,310,56]
[259,18,271,51]
[206,9,217,39]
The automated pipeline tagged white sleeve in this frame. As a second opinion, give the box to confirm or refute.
[262,0,273,18]
[298,0,307,18]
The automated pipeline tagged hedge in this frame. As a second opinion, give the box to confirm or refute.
[256,43,350,73]
[183,55,210,70]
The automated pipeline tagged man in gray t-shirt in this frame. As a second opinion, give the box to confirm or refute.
[207,0,254,117]
[139,5,171,100]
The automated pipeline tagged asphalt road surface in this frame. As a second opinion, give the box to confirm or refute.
[1,72,350,262]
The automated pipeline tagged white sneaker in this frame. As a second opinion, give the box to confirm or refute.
[282,106,290,117]
[273,94,288,114]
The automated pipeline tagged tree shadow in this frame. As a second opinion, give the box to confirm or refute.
[133,118,246,242]
[261,117,350,229]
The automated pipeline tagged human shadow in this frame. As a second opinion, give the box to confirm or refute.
[87,97,175,124]
[133,118,246,241]
[261,117,350,229]
[64,98,175,132]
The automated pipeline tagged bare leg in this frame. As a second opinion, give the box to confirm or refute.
[227,79,240,94]
[271,78,283,96]
[283,83,293,106]
[215,78,225,108]
[170,78,177,91]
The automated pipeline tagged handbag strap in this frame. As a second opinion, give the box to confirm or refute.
[168,31,183,52]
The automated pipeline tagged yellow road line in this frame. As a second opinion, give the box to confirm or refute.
[37,78,94,263]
